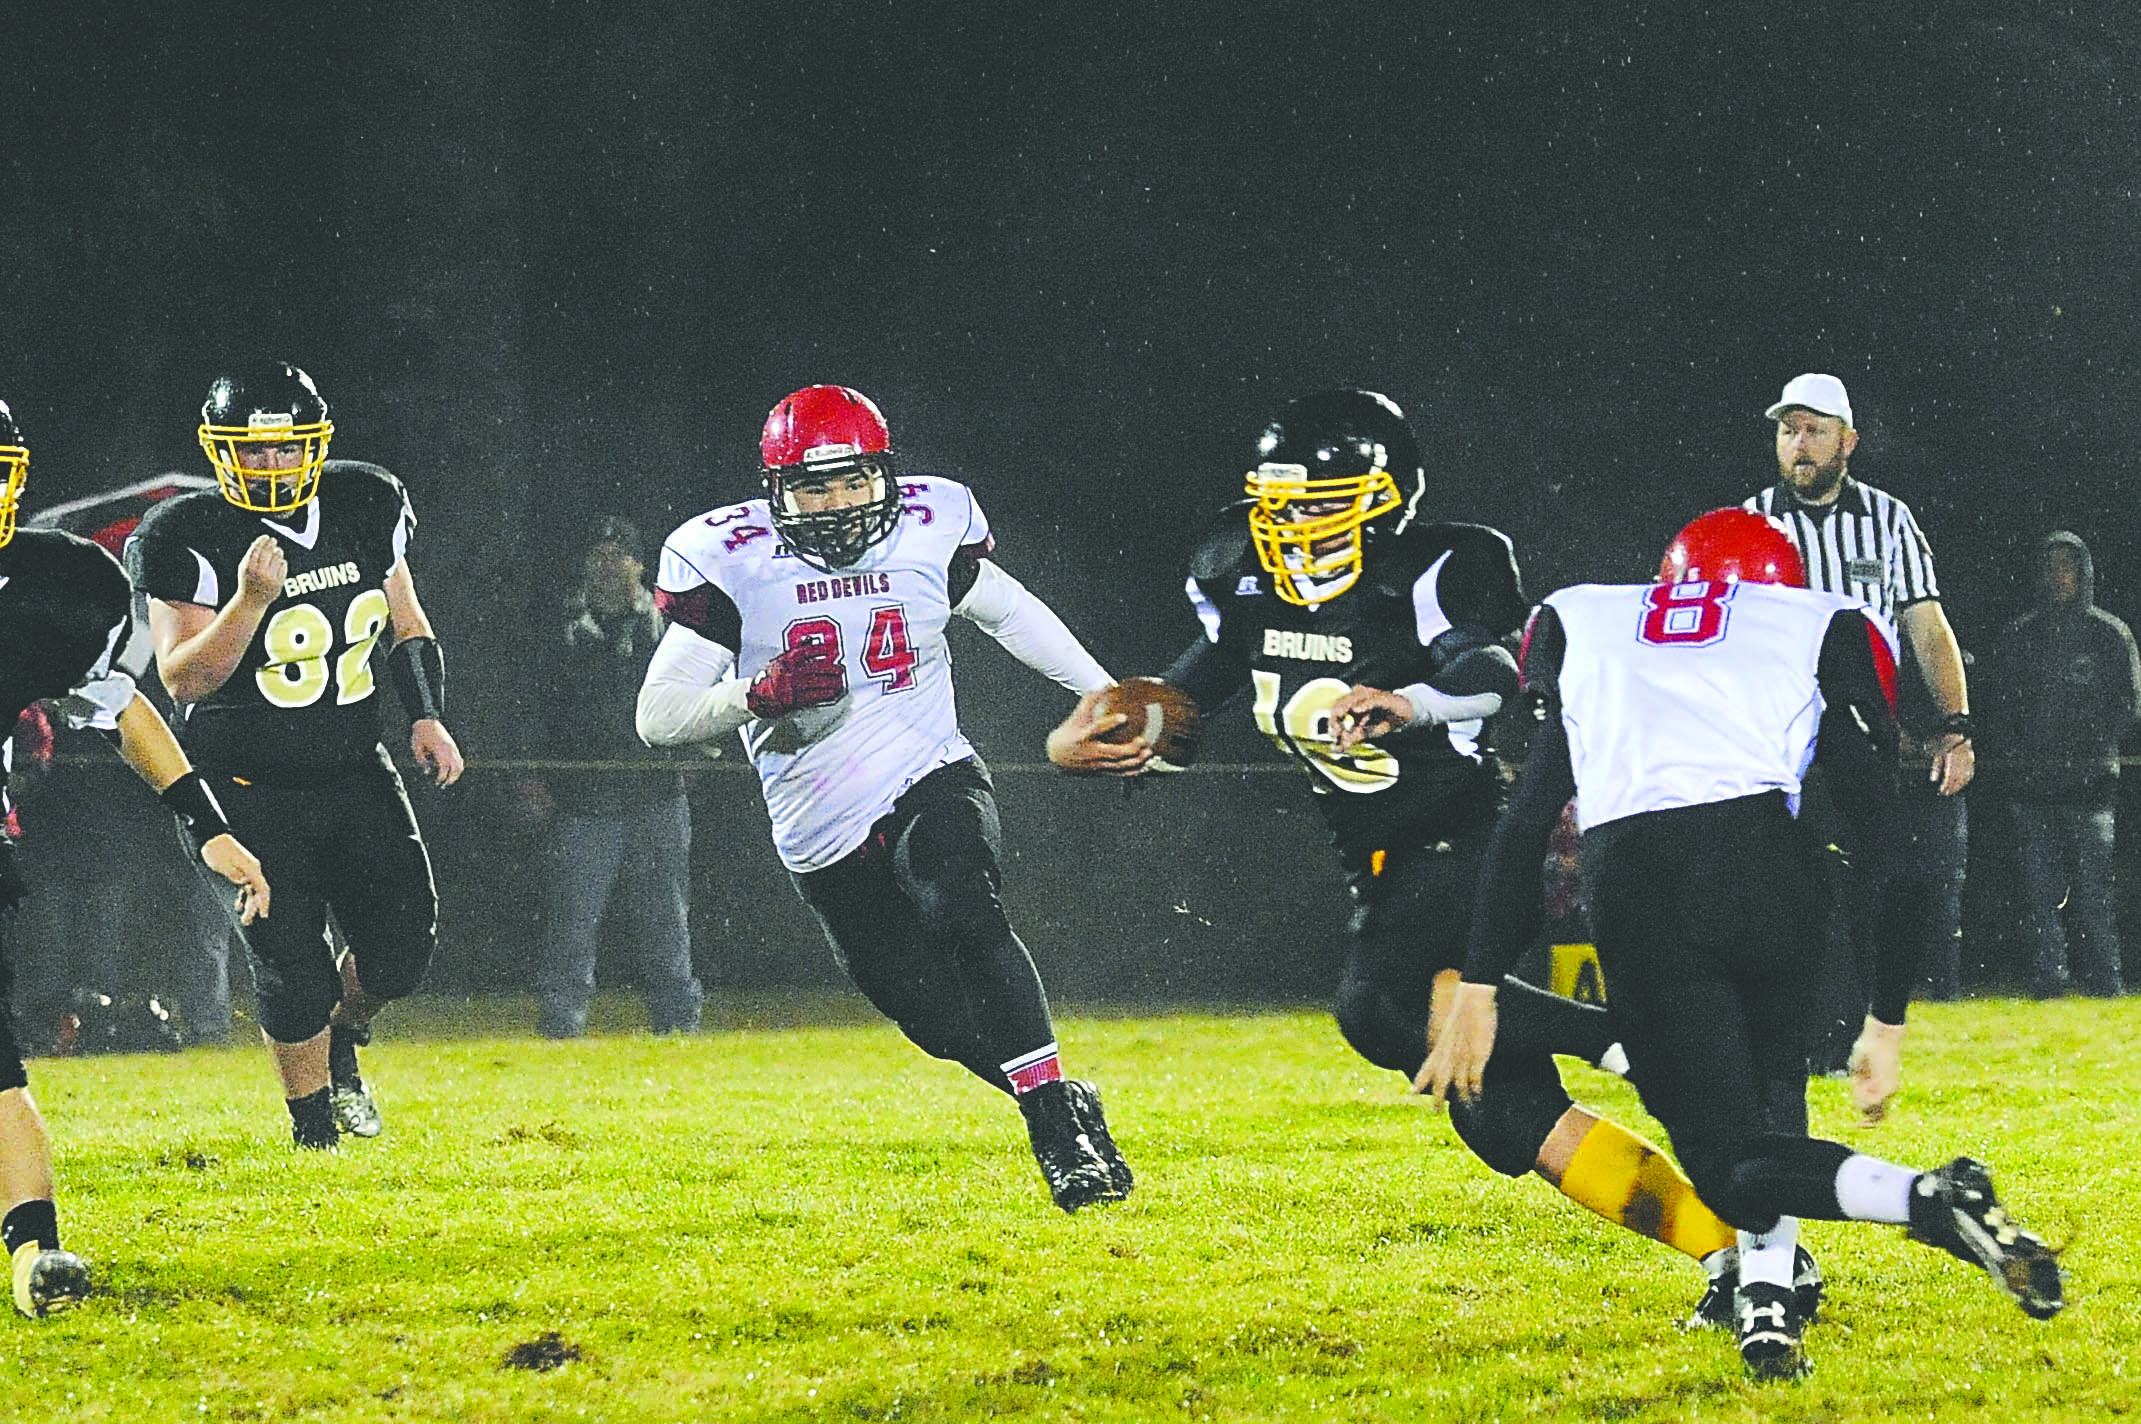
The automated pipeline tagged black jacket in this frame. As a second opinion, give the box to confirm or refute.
[1981,531,2141,804]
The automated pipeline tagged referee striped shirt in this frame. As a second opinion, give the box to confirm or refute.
[1743,478,1940,630]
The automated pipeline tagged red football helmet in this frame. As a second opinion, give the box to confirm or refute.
[1657,508,1806,587]
[759,385,901,570]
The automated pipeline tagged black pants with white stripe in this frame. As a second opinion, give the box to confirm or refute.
[791,757,1057,1095]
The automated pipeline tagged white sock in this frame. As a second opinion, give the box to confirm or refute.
[1833,1153,1918,1224]
[1737,1218,1799,1290]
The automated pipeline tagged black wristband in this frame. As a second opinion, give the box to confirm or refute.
[1934,711,1973,740]
[160,771,233,850]
[388,636,447,725]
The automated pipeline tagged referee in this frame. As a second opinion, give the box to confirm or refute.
[1742,373,1973,1110]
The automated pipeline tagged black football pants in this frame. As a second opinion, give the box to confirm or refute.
[1588,792,1860,1232]
[791,757,1057,1095]
[194,751,438,1043]
[1334,799,1614,1178]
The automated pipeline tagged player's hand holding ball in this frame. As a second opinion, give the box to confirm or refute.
[747,644,846,719]
[1046,677,1199,776]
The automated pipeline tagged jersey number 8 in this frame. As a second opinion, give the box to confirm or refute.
[256,589,392,709]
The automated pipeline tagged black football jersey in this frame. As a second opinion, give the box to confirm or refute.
[126,460,414,780]
[1172,505,1529,854]
[0,529,136,774]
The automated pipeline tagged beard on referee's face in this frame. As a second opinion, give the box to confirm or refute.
[1774,409,1855,502]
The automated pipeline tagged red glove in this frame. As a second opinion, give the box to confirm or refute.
[747,645,846,719]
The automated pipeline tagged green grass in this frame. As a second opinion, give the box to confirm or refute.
[9,995,2137,1422]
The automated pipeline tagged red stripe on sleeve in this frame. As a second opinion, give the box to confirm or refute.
[654,585,715,637]
[1864,616,1899,715]
[1516,607,1544,689]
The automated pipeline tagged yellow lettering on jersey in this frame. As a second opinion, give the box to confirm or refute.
[1250,669,1399,794]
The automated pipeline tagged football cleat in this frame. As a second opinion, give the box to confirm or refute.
[1735,1282,1810,1381]
[331,1085,382,1139]
[328,1023,382,1139]
[1907,1157,2064,1320]
[1687,1244,1824,1332]
[1018,1079,1123,1213]
[1065,1079,1134,1199]
[11,1242,90,1319]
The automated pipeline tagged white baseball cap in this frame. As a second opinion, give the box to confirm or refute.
[1764,373,1853,427]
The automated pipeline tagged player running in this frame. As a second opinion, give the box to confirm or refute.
[0,397,269,1312]
[636,384,1130,1211]
[130,361,463,1150]
[1426,508,2063,1379]
[1049,389,1762,1308]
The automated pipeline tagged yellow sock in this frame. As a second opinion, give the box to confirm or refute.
[1556,1119,1738,1261]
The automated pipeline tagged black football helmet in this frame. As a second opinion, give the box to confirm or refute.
[1243,388,1424,605]
[198,361,334,513]
[0,399,25,549]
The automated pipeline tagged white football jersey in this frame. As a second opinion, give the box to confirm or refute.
[1544,580,1883,833]
[655,478,991,871]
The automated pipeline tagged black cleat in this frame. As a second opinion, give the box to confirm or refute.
[1687,1244,1824,1331]
[11,1244,91,1319]
[1908,1157,2064,1320]
[1735,1282,1810,1381]
[328,1022,382,1139]
[1065,1080,1133,1199]
[1018,1079,1121,1213]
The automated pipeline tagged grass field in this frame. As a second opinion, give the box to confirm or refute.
[9,993,2137,1422]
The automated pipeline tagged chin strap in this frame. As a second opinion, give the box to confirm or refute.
[389,636,446,724]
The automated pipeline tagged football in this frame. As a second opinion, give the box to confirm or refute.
[1095,677,1201,770]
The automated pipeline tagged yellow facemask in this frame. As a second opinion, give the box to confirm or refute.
[1243,461,1405,606]
[199,417,334,514]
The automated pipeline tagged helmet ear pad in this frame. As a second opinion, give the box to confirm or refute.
[1658,509,1806,587]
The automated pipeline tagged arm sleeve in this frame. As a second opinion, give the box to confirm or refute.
[1162,633,1251,712]
[1815,609,1900,841]
[952,557,1111,695]
[1394,632,1519,729]
[1815,609,1910,1020]
[1461,607,1576,985]
[635,621,749,747]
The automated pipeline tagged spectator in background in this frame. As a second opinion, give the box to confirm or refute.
[1742,373,1973,1094]
[526,516,702,1038]
[1980,531,2141,997]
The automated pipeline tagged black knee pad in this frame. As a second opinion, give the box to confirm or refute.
[1333,976,1423,1074]
[1447,1060,1572,1178]
[252,953,340,1044]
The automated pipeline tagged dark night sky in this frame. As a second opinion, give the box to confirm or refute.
[6,3,2138,757]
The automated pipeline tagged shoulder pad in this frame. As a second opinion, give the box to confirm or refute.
[325,459,411,507]
[1187,501,1256,582]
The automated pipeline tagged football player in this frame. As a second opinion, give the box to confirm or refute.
[637,384,1130,1212]
[1049,389,1759,1306]
[129,362,463,1150]
[1427,509,2062,1378]
[0,397,270,1313]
